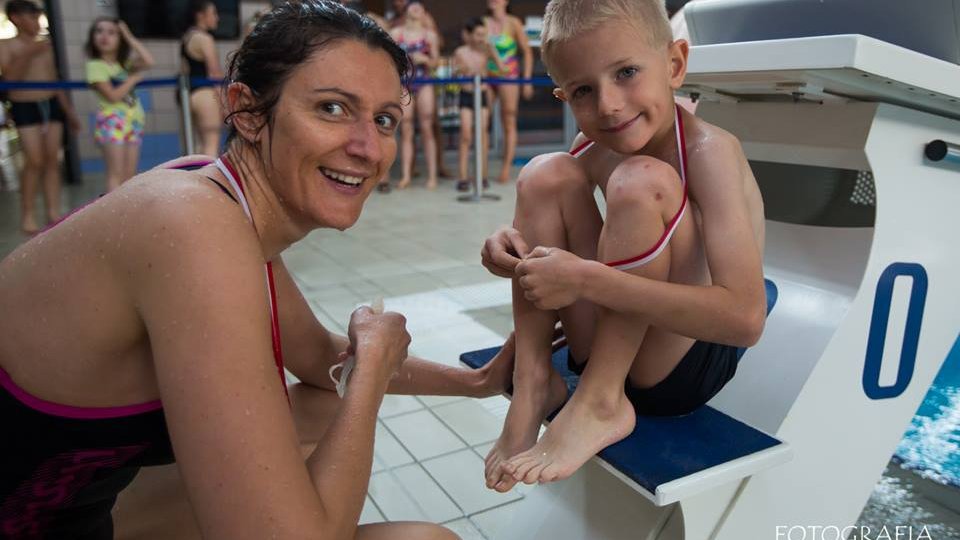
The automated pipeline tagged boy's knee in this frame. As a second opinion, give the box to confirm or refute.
[606,156,681,212]
[516,152,588,201]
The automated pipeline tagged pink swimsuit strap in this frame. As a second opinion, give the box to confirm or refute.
[571,105,689,271]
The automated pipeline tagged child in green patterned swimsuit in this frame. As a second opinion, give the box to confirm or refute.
[85,18,154,192]
[484,0,535,184]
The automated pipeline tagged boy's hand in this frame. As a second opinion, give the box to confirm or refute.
[481,226,530,278]
[515,247,591,310]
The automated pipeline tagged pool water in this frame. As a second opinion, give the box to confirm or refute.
[895,337,960,487]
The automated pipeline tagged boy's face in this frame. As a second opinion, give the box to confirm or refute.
[465,26,488,47]
[549,21,688,155]
[10,12,42,36]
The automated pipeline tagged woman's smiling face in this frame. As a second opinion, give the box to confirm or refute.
[256,39,404,231]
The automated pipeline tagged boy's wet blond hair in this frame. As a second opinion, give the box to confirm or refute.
[541,0,673,65]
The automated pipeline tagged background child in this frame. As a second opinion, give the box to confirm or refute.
[0,0,81,234]
[452,17,505,192]
[85,17,154,192]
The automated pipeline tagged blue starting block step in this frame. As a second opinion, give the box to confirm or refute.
[460,280,792,506]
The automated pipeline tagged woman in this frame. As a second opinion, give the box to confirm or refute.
[484,0,534,184]
[0,3,512,538]
[390,1,439,189]
[85,18,154,192]
[181,0,223,157]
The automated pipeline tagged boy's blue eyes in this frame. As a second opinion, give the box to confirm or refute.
[570,66,640,100]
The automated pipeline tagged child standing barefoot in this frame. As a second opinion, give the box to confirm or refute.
[85,18,154,192]
[452,17,504,192]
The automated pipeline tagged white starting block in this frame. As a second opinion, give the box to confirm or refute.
[462,7,960,539]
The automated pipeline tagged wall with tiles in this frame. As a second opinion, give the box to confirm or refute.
[53,0,269,177]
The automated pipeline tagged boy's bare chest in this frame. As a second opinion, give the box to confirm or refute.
[16,44,55,80]
[460,49,487,73]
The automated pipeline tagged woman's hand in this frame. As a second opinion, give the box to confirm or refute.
[481,225,530,278]
[410,52,430,66]
[516,247,595,310]
[117,20,133,39]
[347,306,411,386]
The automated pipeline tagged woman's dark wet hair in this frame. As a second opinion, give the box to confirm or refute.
[223,0,411,148]
[84,17,131,65]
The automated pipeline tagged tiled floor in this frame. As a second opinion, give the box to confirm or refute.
[2,161,958,538]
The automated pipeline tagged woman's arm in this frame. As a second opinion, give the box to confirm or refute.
[119,21,154,72]
[426,31,440,69]
[89,72,144,104]
[513,16,534,99]
[272,259,511,398]
[131,182,395,538]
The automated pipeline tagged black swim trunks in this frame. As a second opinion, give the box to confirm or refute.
[459,90,489,110]
[9,97,65,128]
[568,340,741,417]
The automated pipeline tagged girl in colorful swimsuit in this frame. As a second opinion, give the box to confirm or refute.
[0,3,514,538]
[85,18,154,192]
[390,1,440,190]
[484,0,535,184]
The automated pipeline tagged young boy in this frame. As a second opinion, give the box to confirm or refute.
[481,0,767,492]
[0,0,80,234]
[452,17,504,191]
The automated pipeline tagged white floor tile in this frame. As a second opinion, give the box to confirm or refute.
[470,502,525,539]
[433,399,505,446]
[359,496,384,525]
[378,394,424,418]
[418,395,466,408]
[374,421,414,470]
[422,449,523,514]
[382,410,466,460]
[477,395,512,421]
[368,465,463,523]
[443,518,487,540]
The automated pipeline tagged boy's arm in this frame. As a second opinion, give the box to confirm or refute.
[55,90,81,132]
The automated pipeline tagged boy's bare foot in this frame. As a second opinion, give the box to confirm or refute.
[426,178,438,190]
[396,178,411,190]
[504,389,635,485]
[484,368,568,493]
[497,169,511,184]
